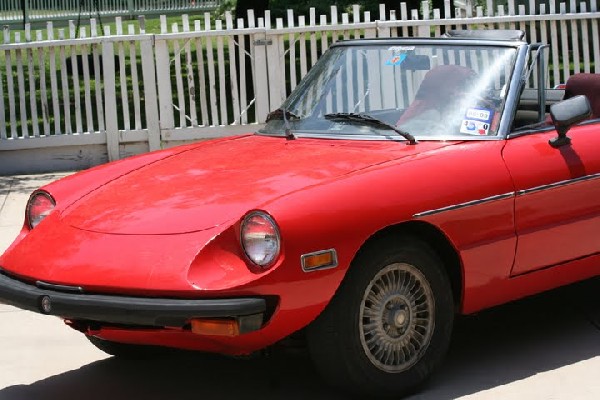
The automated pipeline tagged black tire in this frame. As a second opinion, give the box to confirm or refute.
[87,335,168,359]
[307,236,454,398]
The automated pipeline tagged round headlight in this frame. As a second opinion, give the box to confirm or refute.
[27,191,56,229]
[240,211,281,269]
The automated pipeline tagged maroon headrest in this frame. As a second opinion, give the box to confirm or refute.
[564,73,600,119]
[415,65,477,104]
[397,65,477,124]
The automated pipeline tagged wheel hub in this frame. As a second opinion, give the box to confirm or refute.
[381,297,411,338]
[393,309,408,328]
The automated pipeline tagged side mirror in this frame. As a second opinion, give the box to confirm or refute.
[549,95,592,148]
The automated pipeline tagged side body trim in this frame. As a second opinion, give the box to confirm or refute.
[517,172,600,196]
[414,172,600,218]
[414,192,515,218]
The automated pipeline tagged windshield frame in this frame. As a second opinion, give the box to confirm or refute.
[257,38,530,142]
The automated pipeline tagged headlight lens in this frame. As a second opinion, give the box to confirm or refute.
[240,211,281,268]
[27,191,56,229]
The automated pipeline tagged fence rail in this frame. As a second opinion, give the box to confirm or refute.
[0,0,599,174]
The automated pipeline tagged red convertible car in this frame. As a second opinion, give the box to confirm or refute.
[1,30,599,397]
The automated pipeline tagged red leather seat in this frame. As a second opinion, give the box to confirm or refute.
[564,73,600,119]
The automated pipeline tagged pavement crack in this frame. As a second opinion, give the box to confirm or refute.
[0,178,14,215]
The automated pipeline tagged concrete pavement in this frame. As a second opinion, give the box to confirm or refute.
[1,173,600,399]
[0,173,72,252]
[0,172,109,392]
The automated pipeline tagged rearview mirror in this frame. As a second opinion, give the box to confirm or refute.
[402,55,431,71]
[549,95,592,148]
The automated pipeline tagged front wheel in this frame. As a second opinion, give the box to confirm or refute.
[307,237,454,398]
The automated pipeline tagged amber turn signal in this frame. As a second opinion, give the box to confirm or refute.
[301,249,338,272]
[191,318,240,337]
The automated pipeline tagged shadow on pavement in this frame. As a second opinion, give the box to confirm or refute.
[0,173,73,196]
[1,278,600,400]
[414,276,600,399]
[0,350,342,400]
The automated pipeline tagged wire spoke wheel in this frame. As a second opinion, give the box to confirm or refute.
[359,262,435,373]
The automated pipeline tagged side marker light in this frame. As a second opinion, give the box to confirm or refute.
[301,249,338,272]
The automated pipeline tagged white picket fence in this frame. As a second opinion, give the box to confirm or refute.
[0,0,221,25]
[0,1,599,174]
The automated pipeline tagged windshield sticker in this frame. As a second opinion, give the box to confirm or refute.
[460,108,494,135]
[388,46,415,53]
[385,53,407,66]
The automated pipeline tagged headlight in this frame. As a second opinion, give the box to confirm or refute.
[240,211,281,269]
[26,191,56,229]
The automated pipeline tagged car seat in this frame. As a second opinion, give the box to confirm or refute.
[564,73,600,119]
[397,65,477,125]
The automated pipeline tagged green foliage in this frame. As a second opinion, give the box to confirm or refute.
[214,0,237,20]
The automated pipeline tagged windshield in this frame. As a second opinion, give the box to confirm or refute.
[260,43,518,140]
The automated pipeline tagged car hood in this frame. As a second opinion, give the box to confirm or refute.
[62,135,455,234]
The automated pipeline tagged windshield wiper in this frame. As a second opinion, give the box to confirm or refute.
[324,112,418,145]
[265,108,300,140]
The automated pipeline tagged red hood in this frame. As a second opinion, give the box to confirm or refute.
[62,135,454,234]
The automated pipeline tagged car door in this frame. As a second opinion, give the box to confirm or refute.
[502,122,600,276]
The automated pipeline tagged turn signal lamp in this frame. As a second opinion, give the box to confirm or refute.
[301,249,338,272]
[191,318,240,337]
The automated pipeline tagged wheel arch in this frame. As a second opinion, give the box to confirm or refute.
[353,220,463,310]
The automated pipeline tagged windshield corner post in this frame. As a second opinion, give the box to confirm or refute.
[537,45,550,123]
[498,44,530,138]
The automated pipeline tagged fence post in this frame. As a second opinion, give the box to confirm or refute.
[102,39,120,161]
[155,38,175,136]
[128,0,135,19]
[251,29,271,122]
[418,1,431,38]
[265,14,286,111]
[140,38,161,151]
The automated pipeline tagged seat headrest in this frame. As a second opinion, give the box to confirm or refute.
[415,65,477,103]
[564,73,600,119]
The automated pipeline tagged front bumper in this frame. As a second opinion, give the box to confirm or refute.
[0,271,266,333]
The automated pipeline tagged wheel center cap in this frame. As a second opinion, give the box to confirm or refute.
[393,310,408,328]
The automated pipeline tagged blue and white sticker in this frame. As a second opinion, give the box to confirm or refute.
[386,53,407,66]
[385,46,414,66]
[460,107,494,135]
